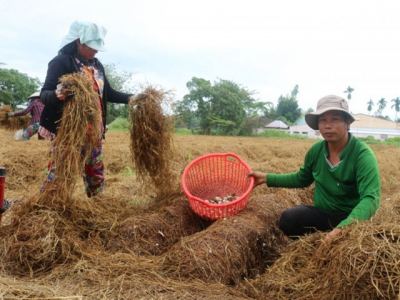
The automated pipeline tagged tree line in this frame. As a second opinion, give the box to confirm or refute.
[173,78,302,135]
[344,86,400,122]
[1,64,400,136]
[0,63,132,124]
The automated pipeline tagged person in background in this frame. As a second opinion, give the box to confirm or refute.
[8,92,45,141]
[39,20,134,198]
[248,95,381,245]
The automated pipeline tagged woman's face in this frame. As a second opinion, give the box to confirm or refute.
[76,40,98,60]
[318,110,350,144]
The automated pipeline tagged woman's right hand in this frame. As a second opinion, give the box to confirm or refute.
[55,83,73,101]
[247,171,267,188]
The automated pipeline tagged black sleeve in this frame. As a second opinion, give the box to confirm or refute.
[40,56,72,107]
[97,60,133,104]
[104,75,133,104]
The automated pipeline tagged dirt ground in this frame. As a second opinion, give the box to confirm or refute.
[0,128,399,299]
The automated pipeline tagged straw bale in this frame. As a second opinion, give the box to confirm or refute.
[107,195,210,255]
[0,105,30,130]
[160,196,290,284]
[0,105,10,123]
[244,205,400,300]
[129,86,176,193]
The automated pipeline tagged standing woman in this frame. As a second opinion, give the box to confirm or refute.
[39,20,133,197]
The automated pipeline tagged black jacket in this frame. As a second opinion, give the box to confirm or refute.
[40,54,132,136]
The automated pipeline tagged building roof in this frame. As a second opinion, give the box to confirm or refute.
[294,117,306,125]
[352,113,400,129]
[265,120,289,129]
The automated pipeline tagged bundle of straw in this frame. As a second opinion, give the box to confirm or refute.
[45,73,102,199]
[0,105,30,131]
[0,105,10,124]
[128,86,175,191]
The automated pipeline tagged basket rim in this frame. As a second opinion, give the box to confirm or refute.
[181,152,254,208]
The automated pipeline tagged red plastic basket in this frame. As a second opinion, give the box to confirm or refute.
[181,153,254,220]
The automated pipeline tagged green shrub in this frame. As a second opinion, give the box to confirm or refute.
[384,137,400,147]
[108,117,130,131]
[385,137,400,143]
[174,128,193,135]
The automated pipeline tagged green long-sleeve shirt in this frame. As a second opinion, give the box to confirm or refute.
[267,134,381,228]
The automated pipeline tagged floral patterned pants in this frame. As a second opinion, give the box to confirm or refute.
[22,123,40,140]
[41,141,105,197]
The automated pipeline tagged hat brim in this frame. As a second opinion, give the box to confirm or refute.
[305,107,355,130]
[27,92,40,99]
[85,40,107,51]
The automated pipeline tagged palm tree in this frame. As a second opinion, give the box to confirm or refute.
[367,99,374,116]
[343,86,354,110]
[391,97,400,123]
[377,98,387,116]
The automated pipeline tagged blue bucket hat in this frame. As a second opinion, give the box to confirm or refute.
[60,20,107,51]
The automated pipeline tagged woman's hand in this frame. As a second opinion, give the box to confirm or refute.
[323,227,342,243]
[314,227,342,259]
[55,83,73,101]
[247,171,267,188]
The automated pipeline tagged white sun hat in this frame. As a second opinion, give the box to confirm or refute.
[59,20,107,51]
[27,92,40,99]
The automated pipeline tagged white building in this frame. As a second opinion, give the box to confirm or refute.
[265,120,289,129]
[289,114,400,141]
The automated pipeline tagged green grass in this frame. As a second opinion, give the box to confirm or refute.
[108,119,400,147]
[358,136,400,147]
[108,117,130,131]
[174,128,193,135]
[256,129,308,139]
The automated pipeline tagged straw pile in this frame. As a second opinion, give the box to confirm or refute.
[160,196,290,285]
[106,194,210,255]
[1,129,400,298]
[0,193,130,277]
[41,73,102,199]
[128,86,176,193]
[244,205,400,300]
[0,105,30,130]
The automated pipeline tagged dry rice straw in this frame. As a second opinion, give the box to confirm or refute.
[45,73,102,198]
[128,86,175,192]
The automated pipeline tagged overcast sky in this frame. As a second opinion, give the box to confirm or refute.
[1,0,400,120]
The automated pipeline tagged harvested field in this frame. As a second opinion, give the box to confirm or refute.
[0,127,399,299]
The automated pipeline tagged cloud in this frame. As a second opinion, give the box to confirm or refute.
[2,0,400,119]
